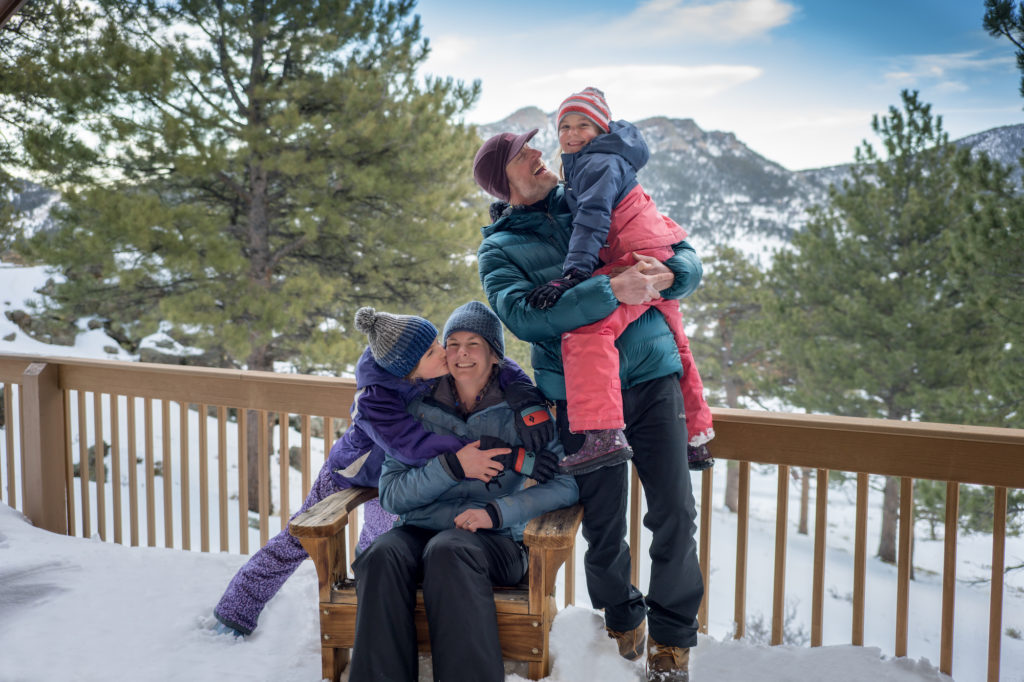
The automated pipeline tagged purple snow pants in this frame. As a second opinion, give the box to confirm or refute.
[213,465,396,634]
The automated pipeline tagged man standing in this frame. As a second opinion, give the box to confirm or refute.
[473,129,704,681]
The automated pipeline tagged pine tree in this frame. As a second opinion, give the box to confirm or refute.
[4,0,482,371]
[0,1,90,250]
[762,91,1001,563]
[685,245,771,410]
[945,129,1024,428]
[984,0,1024,101]
[2,0,483,511]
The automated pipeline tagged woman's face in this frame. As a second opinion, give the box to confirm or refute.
[445,331,496,386]
[408,339,448,380]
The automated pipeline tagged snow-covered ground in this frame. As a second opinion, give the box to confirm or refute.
[0,500,968,682]
[2,262,1022,682]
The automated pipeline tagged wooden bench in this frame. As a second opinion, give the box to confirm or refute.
[289,486,583,681]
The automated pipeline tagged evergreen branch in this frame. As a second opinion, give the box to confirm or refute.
[210,0,249,119]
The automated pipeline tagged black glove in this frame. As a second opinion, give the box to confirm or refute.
[525,268,590,309]
[503,381,555,454]
[479,436,558,483]
[526,448,559,484]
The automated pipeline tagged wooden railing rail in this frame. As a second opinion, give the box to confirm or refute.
[1,353,1022,682]
[680,407,1024,682]
[1,353,357,558]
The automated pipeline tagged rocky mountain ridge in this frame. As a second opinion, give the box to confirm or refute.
[6,112,1023,269]
[479,108,1024,265]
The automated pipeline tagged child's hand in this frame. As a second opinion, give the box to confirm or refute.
[480,436,557,483]
[503,382,555,453]
[525,268,590,309]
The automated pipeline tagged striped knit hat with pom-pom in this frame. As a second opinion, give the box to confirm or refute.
[556,87,611,133]
[354,307,437,377]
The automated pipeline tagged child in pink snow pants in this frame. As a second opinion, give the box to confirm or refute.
[525,87,715,474]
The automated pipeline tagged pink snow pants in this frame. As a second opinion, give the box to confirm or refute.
[561,247,714,446]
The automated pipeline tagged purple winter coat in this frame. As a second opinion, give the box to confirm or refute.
[326,347,534,489]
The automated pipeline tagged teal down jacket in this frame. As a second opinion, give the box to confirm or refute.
[477,185,703,401]
[378,386,579,543]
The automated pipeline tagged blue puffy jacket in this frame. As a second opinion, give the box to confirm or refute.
[326,347,533,489]
[378,367,579,542]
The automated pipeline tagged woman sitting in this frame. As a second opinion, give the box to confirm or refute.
[348,301,579,681]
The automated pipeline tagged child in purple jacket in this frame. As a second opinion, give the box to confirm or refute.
[212,305,553,636]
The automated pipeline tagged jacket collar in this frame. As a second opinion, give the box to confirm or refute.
[481,185,565,238]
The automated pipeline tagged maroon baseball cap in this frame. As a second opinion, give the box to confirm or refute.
[472,128,539,201]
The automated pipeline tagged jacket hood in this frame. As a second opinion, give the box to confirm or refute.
[575,119,649,173]
[354,346,435,402]
[488,200,509,223]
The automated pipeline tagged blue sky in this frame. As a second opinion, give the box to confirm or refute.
[415,0,1022,170]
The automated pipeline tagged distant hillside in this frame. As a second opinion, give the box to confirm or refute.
[6,115,1022,270]
[479,109,1024,265]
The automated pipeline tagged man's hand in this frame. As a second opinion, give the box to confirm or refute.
[633,252,675,290]
[609,258,664,305]
[456,440,508,482]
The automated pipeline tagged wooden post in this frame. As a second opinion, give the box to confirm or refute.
[21,362,68,534]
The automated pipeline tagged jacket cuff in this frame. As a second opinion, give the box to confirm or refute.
[661,241,701,300]
[440,452,465,480]
[486,501,502,529]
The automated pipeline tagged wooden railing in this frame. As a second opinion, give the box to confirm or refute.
[1,353,1021,682]
[0,353,356,557]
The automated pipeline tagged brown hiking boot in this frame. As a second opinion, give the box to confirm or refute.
[647,636,690,681]
[606,619,646,661]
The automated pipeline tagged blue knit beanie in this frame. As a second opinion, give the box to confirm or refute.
[442,301,505,359]
[354,307,437,377]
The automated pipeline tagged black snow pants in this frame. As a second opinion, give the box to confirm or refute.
[348,524,528,681]
[558,374,704,648]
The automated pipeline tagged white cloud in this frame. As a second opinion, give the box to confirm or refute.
[933,80,970,94]
[605,0,797,43]
[471,63,762,123]
[884,51,1012,87]
[424,34,477,68]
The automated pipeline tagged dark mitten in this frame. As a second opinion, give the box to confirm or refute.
[479,435,517,472]
[479,435,554,482]
[527,449,559,484]
[525,268,590,309]
[503,381,555,454]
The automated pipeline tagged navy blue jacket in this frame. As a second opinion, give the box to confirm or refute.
[561,119,648,274]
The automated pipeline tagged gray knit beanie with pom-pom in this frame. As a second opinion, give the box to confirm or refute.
[442,301,504,359]
[354,307,438,377]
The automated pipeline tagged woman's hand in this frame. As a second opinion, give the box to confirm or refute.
[454,508,494,532]
[457,440,508,482]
